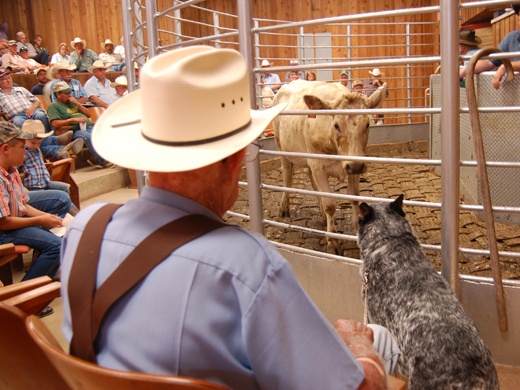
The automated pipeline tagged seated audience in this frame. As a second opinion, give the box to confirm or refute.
[15,32,49,65]
[50,42,70,64]
[31,68,50,95]
[288,70,299,82]
[352,80,365,94]
[261,59,281,93]
[84,60,117,108]
[21,119,83,161]
[20,121,82,216]
[60,46,395,389]
[339,70,348,87]
[0,121,67,282]
[305,70,317,81]
[19,46,42,72]
[99,39,125,71]
[47,81,110,168]
[69,37,98,73]
[0,67,51,132]
[50,60,88,104]
[2,40,30,73]
[110,75,128,101]
[284,58,303,82]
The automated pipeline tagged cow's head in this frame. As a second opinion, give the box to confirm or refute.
[303,83,387,175]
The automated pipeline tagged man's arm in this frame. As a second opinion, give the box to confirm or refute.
[68,96,91,116]
[0,206,62,230]
[334,320,388,390]
[89,95,109,108]
[459,59,495,79]
[492,60,520,90]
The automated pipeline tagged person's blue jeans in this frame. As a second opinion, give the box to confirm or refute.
[27,189,71,218]
[109,62,126,71]
[40,136,63,159]
[0,226,61,281]
[12,108,52,133]
[74,127,106,164]
[0,190,68,281]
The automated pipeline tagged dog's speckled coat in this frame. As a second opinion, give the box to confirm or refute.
[358,195,498,389]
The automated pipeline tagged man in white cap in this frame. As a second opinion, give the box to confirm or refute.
[60,46,392,389]
[68,37,98,73]
[98,39,125,71]
[1,40,29,73]
[339,69,348,87]
[50,60,88,103]
[83,60,117,108]
[260,59,281,93]
[30,67,50,95]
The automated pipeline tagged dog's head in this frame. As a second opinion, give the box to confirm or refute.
[357,195,410,243]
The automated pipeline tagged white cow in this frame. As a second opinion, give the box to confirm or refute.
[272,80,387,253]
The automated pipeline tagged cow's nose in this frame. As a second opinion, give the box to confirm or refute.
[346,162,366,175]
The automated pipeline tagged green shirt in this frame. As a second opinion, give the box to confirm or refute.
[47,101,93,131]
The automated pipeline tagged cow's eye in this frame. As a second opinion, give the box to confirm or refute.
[334,123,340,131]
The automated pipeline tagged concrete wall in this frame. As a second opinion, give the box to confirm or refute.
[280,248,520,366]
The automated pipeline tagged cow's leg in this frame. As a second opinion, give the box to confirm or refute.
[347,173,360,229]
[307,169,325,217]
[279,156,293,217]
[310,165,342,254]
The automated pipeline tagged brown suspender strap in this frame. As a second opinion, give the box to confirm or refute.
[68,203,122,362]
[69,204,226,363]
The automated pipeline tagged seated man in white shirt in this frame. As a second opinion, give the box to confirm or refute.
[83,60,118,108]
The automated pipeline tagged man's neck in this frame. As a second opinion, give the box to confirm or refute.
[0,86,12,93]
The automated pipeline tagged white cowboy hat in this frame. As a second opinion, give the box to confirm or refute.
[92,46,286,172]
[52,59,76,72]
[22,120,53,138]
[87,60,108,73]
[70,37,87,48]
[102,39,114,47]
[110,75,127,87]
[368,68,383,77]
[261,59,270,67]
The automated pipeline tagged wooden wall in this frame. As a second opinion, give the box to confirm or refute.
[0,1,517,125]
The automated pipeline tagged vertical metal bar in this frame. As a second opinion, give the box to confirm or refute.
[406,23,412,124]
[347,24,351,82]
[439,0,460,296]
[238,0,264,234]
[145,0,159,59]
[121,0,134,91]
[175,8,182,44]
[213,11,221,48]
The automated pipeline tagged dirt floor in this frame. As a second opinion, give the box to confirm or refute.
[228,141,520,280]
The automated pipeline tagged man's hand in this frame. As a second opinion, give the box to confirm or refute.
[37,214,63,230]
[492,64,506,90]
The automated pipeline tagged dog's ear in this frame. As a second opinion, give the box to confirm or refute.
[358,202,374,225]
[390,194,406,217]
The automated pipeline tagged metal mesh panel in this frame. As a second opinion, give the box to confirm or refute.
[430,73,520,224]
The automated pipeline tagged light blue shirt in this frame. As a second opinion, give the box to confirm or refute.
[83,75,118,106]
[50,78,86,102]
[61,186,364,390]
[491,30,520,67]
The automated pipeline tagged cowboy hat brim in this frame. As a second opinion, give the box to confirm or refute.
[459,37,482,47]
[92,91,287,172]
[35,130,54,139]
[368,71,383,76]
[70,39,87,48]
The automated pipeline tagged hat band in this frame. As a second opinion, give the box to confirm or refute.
[112,119,252,146]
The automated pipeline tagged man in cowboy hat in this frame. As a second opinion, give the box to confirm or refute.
[458,28,481,70]
[261,59,281,93]
[109,75,128,101]
[49,60,88,103]
[68,37,98,73]
[83,60,117,108]
[0,121,67,284]
[60,46,391,389]
[364,68,387,125]
[98,39,125,72]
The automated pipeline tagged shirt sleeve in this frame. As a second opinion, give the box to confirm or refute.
[47,103,60,121]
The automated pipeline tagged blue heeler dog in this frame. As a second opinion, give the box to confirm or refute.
[358,195,499,389]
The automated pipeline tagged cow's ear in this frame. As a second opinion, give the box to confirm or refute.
[366,82,387,108]
[304,95,330,110]
[389,194,406,217]
[358,202,374,225]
